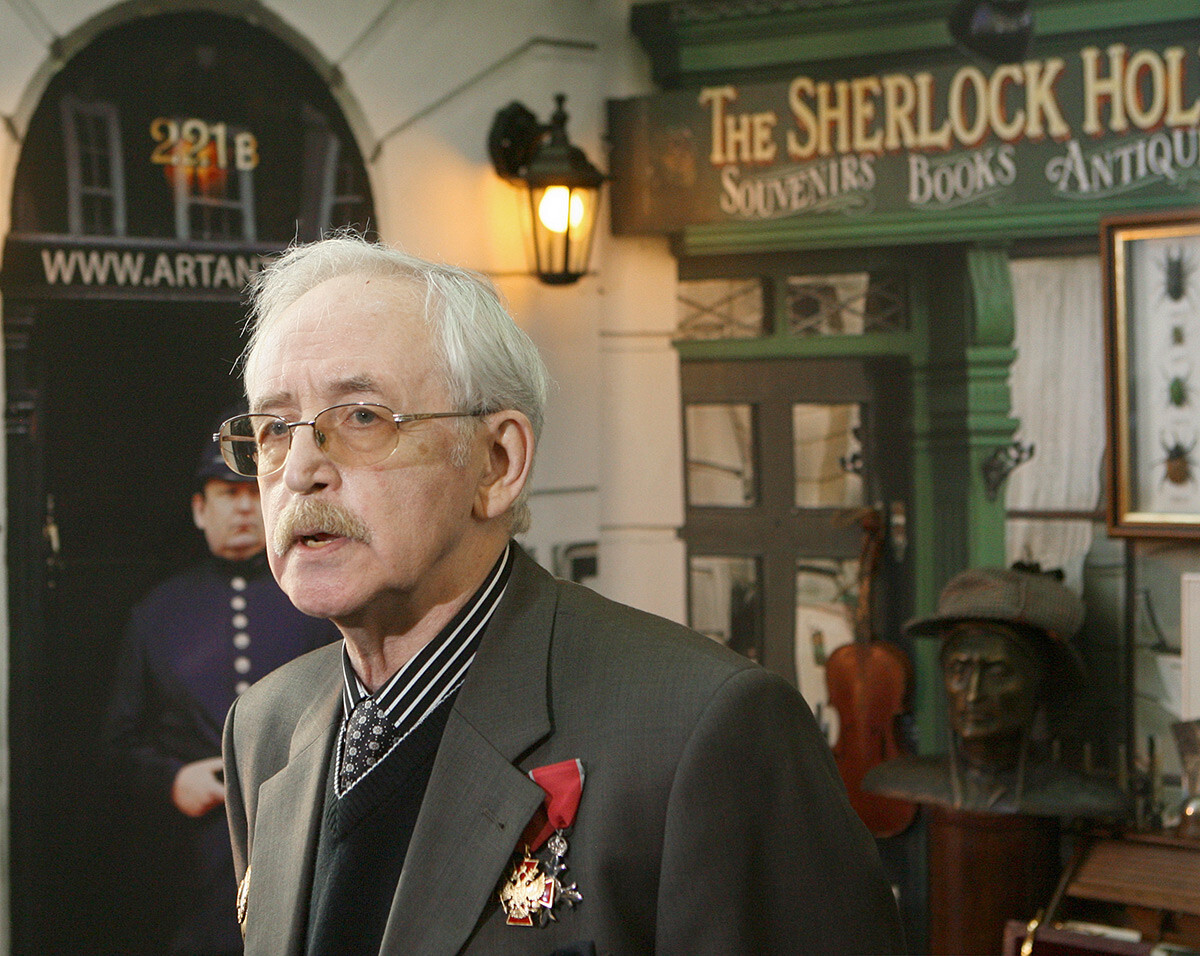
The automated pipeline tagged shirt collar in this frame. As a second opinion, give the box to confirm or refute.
[340,542,514,731]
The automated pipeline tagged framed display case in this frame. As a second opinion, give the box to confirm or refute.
[1104,210,1200,537]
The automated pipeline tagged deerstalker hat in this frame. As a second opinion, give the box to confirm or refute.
[910,567,1088,716]
[905,567,1085,642]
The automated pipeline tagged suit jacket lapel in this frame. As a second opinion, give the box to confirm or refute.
[245,678,340,956]
[380,547,557,956]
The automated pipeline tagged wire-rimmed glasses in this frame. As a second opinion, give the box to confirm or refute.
[215,403,483,477]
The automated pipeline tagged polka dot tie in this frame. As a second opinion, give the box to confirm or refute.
[338,697,399,794]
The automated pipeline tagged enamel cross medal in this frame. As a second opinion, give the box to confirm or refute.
[499,759,585,927]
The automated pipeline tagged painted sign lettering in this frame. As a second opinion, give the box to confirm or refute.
[608,34,1200,236]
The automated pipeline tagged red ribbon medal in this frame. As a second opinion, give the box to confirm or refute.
[522,758,585,852]
[499,759,585,926]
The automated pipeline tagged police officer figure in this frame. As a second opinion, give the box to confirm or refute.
[103,416,337,956]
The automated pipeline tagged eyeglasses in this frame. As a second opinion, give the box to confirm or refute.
[215,403,484,477]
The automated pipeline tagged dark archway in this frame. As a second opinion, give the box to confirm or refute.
[3,11,374,953]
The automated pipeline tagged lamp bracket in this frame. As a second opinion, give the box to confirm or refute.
[982,439,1035,501]
[488,101,545,182]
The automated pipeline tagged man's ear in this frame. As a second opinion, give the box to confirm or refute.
[474,411,534,521]
[191,492,208,531]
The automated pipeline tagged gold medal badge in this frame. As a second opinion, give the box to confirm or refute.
[499,850,553,926]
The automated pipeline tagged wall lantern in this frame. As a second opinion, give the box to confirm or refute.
[488,94,605,285]
[949,0,1033,64]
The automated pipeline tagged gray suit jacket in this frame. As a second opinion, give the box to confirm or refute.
[224,547,904,955]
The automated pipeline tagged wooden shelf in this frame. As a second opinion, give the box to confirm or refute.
[1066,834,1200,919]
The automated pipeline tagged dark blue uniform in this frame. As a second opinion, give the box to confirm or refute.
[104,553,337,955]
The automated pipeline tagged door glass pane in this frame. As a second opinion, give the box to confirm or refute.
[794,558,860,746]
[689,555,761,662]
[787,271,908,335]
[794,403,864,508]
[686,403,756,506]
[677,277,764,339]
[787,274,868,335]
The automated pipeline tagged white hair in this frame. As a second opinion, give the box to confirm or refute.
[242,234,550,533]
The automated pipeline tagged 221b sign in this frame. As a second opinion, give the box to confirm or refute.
[150,116,259,173]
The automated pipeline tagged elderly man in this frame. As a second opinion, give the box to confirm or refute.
[220,235,904,956]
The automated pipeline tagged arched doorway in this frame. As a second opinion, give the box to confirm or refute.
[2,11,374,953]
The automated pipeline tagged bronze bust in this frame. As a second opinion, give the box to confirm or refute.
[864,567,1129,818]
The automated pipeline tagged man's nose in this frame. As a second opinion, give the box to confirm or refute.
[281,423,335,491]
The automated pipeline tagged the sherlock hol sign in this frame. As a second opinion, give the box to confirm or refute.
[608,36,1200,235]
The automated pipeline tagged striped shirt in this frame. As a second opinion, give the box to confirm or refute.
[335,543,513,795]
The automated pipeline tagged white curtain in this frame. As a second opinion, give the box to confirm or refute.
[1005,256,1106,591]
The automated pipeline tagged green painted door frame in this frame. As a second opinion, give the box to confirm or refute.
[674,240,1020,752]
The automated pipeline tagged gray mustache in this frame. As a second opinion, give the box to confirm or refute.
[272,498,372,556]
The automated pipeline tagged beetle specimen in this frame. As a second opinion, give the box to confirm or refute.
[1164,360,1193,408]
[1164,246,1196,303]
[1169,375,1191,408]
[1160,432,1197,487]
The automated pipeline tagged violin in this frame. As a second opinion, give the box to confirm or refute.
[824,508,917,838]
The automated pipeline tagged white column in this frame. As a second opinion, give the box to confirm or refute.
[593,235,687,624]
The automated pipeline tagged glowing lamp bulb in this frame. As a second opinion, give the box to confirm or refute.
[537,186,584,234]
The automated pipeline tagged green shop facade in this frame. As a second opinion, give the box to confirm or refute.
[609,0,1200,945]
